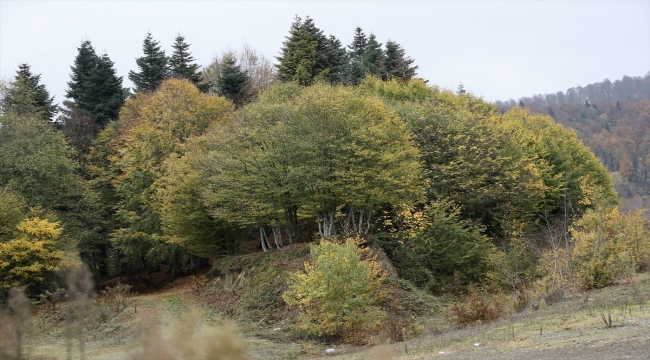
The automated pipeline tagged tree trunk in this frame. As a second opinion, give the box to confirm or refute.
[260,226,268,252]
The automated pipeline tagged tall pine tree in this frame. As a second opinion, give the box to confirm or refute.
[346,27,368,85]
[383,40,418,81]
[276,16,348,85]
[347,27,368,59]
[129,32,169,93]
[215,55,249,106]
[2,64,58,121]
[65,40,125,127]
[168,33,203,87]
[276,16,319,85]
[362,33,384,79]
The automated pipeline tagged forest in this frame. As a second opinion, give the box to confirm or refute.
[497,74,650,207]
[1,15,649,354]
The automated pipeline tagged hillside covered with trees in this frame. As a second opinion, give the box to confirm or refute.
[497,74,650,206]
[1,15,649,354]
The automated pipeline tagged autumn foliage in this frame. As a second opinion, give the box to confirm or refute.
[0,218,64,291]
[283,237,387,343]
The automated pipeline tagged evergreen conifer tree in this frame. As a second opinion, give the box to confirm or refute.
[276,16,319,85]
[168,34,203,87]
[215,55,249,106]
[2,64,58,121]
[320,35,349,84]
[362,33,384,78]
[276,16,347,85]
[383,40,418,81]
[129,32,169,93]
[65,40,125,127]
[347,27,367,59]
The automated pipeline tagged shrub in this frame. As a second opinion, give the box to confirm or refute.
[0,218,65,293]
[35,288,66,312]
[451,288,503,326]
[283,237,387,344]
[571,206,649,289]
[99,284,133,315]
[381,202,494,293]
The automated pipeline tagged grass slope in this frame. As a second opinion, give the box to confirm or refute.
[10,245,650,359]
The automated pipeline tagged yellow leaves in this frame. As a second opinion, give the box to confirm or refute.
[15,217,62,239]
[0,218,64,290]
[283,237,387,342]
[571,205,650,289]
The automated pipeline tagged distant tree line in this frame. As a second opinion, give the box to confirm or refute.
[496,74,650,204]
[496,73,650,110]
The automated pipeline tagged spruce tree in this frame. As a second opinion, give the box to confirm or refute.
[276,16,319,85]
[276,16,346,85]
[215,55,249,106]
[168,33,203,87]
[129,32,169,93]
[320,35,349,84]
[347,27,368,59]
[90,54,126,124]
[383,40,418,81]
[2,64,58,121]
[362,33,384,79]
[65,40,125,127]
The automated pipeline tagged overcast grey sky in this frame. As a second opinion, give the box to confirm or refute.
[1,1,648,105]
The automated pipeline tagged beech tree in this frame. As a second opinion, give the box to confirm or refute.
[283,237,386,342]
[105,79,233,268]
[0,218,65,291]
[0,114,103,271]
[202,83,423,249]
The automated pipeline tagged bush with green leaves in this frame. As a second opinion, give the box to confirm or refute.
[283,237,386,343]
[380,202,494,293]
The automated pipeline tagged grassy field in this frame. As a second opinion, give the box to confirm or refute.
[9,261,650,359]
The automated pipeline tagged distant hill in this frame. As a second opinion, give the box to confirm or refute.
[497,74,650,207]
[497,73,650,109]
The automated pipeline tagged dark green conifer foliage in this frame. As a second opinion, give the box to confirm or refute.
[216,55,249,106]
[276,16,347,85]
[347,27,368,59]
[91,54,126,124]
[2,64,58,121]
[129,32,169,93]
[383,40,418,81]
[362,33,384,78]
[65,40,125,127]
[321,35,349,84]
[168,34,203,87]
[346,59,366,86]
[276,16,319,85]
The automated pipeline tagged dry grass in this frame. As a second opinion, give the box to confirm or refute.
[6,257,650,360]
